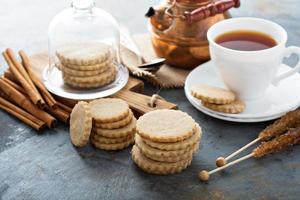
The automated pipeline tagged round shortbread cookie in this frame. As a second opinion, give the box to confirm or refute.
[59,63,110,77]
[135,134,198,158]
[139,145,195,163]
[58,56,113,71]
[56,42,111,66]
[93,110,133,129]
[63,65,116,84]
[89,98,130,123]
[91,137,134,150]
[136,109,196,143]
[191,84,236,104]
[142,124,202,151]
[92,117,136,138]
[91,132,134,144]
[70,101,92,147]
[202,99,246,114]
[64,72,116,89]
[131,145,192,175]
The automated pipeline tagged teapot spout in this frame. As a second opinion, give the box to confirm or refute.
[145,7,156,18]
[145,6,172,32]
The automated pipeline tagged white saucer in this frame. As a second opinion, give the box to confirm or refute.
[185,61,300,122]
[43,64,129,100]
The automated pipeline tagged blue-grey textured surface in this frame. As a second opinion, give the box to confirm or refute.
[0,0,300,199]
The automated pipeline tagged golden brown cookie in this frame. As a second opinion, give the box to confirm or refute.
[58,56,113,71]
[93,117,136,138]
[202,99,246,114]
[70,101,92,147]
[135,134,197,158]
[136,109,196,143]
[93,110,133,129]
[59,63,110,77]
[63,65,116,84]
[191,84,236,104]
[64,72,116,89]
[142,124,202,151]
[89,98,130,123]
[91,133,134,144]
[56,42,111,66]
[91,137,134,150]
[139,146,195,163]
[131,145,192,175]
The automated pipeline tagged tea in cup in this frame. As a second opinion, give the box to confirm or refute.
[207,17,300,100]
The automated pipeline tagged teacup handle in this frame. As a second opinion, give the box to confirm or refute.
[272,46,300,86]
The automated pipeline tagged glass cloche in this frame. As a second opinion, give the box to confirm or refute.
[44,0,128,100]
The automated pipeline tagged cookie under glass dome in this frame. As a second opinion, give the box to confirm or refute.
[44,0,128,100]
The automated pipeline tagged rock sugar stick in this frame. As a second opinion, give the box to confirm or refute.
[216,109,300,167]
[200,126,300,182]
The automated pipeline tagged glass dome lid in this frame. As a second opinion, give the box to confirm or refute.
[44,0,128,100]
[48,0,120,65]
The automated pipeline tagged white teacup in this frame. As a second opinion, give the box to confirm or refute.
[207,17,300,101]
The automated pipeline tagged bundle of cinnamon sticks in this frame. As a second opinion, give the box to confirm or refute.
[0,48,74,131]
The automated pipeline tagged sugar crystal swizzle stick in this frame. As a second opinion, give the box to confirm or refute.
[215,109,300,167]
[199,126,300,182]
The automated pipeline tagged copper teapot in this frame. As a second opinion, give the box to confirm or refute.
[146,0,240,69]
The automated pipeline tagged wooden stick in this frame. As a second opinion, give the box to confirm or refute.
[216,138,261,167]
[3,51,45,109]
[199,153,254,182]
[0,96,46,131]
[19,50,57,109]
[0,79,56,128]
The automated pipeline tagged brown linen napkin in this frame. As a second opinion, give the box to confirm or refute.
[121,34,190,88]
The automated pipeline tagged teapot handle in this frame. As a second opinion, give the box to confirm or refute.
[184,0,240,23]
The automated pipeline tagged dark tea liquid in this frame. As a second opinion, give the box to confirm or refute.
[215,30,277,51]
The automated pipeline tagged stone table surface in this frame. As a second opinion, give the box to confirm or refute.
[0,0,300,200]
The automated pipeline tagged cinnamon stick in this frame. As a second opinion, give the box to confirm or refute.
[4,70,18,83]
[53,95,77,108]
[46,107,70,124]
[6,49,38,92]
[57,102,73,113]
[19,50,58,109]
[3,50,45,109]
[1,76,71,124]
[0,96,46,131]
[0,79,56,128]
[1,77,25,94]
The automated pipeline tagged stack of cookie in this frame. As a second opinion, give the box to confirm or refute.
[89,98,136,150]
[56,42,117,89]
[132,109,202,175]
[191,84,245,114]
